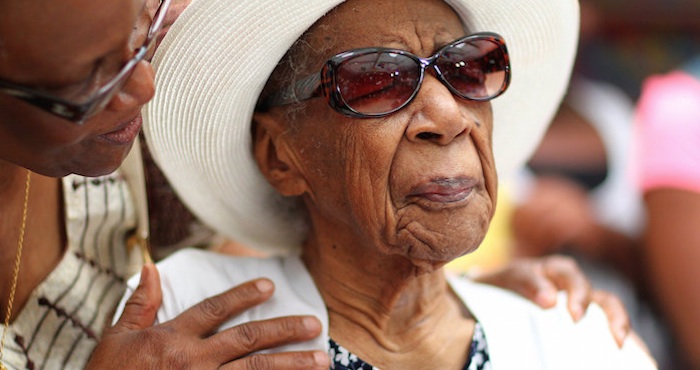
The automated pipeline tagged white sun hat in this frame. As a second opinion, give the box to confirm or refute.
[144,0,580,255]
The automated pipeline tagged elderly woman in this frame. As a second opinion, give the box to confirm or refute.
[124,0,657,368]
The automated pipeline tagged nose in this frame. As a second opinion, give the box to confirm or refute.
[105,61,156,112]
[404,74,474,146]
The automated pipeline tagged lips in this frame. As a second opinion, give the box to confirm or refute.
[408,177,476,204]
[98,114,143,145]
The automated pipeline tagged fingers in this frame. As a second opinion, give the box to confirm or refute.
[473,255,595,321]
[170,278,276,335]
[507,264,559,309]
[515,263,559,309]
[207,315,323,362]
[471,259,559,308]
[591,290,630,348]
[93,276,328,369]
[220,350,329,370]
[541,255,591,321]
[112,263,163,333]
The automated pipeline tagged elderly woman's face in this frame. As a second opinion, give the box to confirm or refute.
[261,0,498,268]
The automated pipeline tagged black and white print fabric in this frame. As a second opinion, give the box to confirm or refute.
[329,322,492,370]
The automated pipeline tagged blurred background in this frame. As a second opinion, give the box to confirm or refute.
[447,1,700,369]
[579,0,700,99]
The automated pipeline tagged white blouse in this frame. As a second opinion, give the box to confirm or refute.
[118,248,658,370]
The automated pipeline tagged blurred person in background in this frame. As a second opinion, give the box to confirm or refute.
[635,54,700,370]
[509,74,674,367]
[509,0,643,282]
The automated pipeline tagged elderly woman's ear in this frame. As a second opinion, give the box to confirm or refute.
[252,111,309,197]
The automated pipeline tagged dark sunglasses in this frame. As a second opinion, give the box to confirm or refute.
[0,0,171,124]
[258,32,510,118]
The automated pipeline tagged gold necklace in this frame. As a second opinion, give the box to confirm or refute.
[0,170,31,370]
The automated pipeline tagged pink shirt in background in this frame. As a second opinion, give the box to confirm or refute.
[635,71,700,194]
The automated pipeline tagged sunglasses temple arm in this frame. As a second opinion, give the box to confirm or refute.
[257,73,322,110]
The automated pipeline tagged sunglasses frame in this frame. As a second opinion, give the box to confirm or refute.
[0,0,171,124]
[259,32,510,118]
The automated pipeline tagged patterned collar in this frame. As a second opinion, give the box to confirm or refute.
[328,322,492,370]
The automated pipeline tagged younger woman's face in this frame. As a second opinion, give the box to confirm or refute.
[0,0,156,177]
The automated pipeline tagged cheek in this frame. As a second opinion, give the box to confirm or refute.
[293,119,398,228]
[0,103,94,148]
[472,109,498,211]
[344,130,398,222]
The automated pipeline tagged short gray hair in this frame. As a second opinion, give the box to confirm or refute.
[258,23,339,125]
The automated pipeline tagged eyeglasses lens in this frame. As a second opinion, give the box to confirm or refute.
[81,0,168,121]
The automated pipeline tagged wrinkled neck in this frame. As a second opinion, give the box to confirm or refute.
[301,231,474,369]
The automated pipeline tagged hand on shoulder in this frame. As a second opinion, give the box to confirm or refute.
[87,263,329,370]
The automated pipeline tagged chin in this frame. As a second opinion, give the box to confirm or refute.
[75,157,129,177]
[398,229,486,261]
[72,164,123,177]
[66,145,133,177]
[403,242,477,276]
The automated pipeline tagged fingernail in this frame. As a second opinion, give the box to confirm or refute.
[139,263,152,282]
[255,279,273,293]
[314,351,329,366]
[536,291,554,307]
[572,306,583,321]
[303,316,321,332]
[617,327,628,343]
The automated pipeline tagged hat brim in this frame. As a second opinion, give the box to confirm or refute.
[144,0,579,254]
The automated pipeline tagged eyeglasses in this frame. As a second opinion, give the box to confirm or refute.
[258,32,510,118]
[0,0,171,124]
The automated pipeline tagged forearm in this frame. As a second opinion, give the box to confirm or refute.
[643,189,700,368]
[572,224,643,287]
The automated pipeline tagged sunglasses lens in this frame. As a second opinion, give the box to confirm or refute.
[336,52,421,115]
[437,38,508,100]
